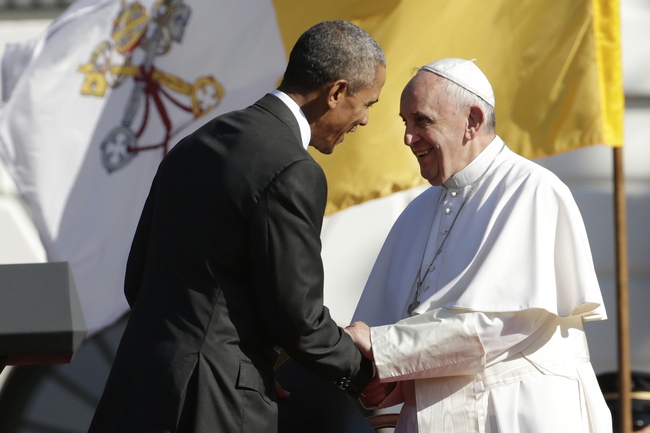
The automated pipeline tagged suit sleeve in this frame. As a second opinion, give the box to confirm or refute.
[249,159,372,397]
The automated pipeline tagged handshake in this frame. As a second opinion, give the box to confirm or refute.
[344,322,400,409]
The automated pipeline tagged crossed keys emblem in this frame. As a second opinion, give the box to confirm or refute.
[78,0,225,172]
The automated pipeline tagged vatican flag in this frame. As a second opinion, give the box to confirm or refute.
[0,0,288,334]
[0,0,623,333]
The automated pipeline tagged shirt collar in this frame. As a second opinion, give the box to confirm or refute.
[444,135,504,189]
[271,90,311,150]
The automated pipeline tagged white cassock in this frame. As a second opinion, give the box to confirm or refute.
[352,136,612,433]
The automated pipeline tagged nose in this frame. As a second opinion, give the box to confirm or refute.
[359,109,370,127]
[403,122,420,146]
[404,131,419,147]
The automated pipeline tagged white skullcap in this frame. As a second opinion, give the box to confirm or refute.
[420,58,495,108]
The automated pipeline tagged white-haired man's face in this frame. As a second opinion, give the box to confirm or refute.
[399,72,474,186]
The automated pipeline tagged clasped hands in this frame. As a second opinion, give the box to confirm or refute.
[344,321,398,409]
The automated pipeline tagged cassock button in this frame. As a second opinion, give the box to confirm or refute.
[451,191,458,197]
[441,229,448,235]
[445,208,451,214]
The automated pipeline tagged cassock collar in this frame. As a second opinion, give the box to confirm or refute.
[271,90,311,149]
[444,136,504,190]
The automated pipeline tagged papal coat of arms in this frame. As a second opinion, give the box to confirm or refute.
[78,0,225,172]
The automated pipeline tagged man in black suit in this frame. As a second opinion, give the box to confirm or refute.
[88,20,386,433]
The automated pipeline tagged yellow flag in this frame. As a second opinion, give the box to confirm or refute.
[273,0,624,215]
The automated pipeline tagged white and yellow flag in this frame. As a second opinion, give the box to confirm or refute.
[0,0,623,333]
[0,0,287,334]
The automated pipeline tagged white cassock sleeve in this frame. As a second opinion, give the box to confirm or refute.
[371,308,550,382]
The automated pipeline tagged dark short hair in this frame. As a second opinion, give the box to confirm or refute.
[280,20,386,94]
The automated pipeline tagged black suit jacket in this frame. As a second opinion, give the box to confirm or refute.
[88,94,372,433]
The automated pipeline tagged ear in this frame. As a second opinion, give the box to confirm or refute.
[327,79,349,109]
[465,106,484,140]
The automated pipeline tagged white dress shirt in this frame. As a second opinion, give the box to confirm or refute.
[271,90,311,149]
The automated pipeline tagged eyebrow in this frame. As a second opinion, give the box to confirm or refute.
[400,111,432,120]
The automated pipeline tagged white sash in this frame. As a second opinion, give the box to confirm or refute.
[414,316,610,433]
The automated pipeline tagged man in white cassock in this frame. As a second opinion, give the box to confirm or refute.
[344,58,612,433]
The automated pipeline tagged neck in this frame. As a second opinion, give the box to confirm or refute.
[277,87,325,125]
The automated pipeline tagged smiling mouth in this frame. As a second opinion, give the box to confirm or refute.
[414,149,431,158]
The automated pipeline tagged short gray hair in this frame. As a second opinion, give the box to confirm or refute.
[437,75,496,133]
[281,20,386,94]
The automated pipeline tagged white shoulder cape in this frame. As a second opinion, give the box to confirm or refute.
[353,141,606,327]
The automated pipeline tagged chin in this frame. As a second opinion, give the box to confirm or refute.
[312,136,340,154]
[421,170,441,186]
[312,144,335,155]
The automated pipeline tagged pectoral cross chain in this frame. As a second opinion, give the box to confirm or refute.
[407,280,428,314]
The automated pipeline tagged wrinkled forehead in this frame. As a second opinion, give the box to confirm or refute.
[406,71,446,94]
[400,73,445,113]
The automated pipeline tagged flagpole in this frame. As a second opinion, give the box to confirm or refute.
[614,145,631,433]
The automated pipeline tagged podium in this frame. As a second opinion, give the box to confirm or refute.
[0,262,87,372]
